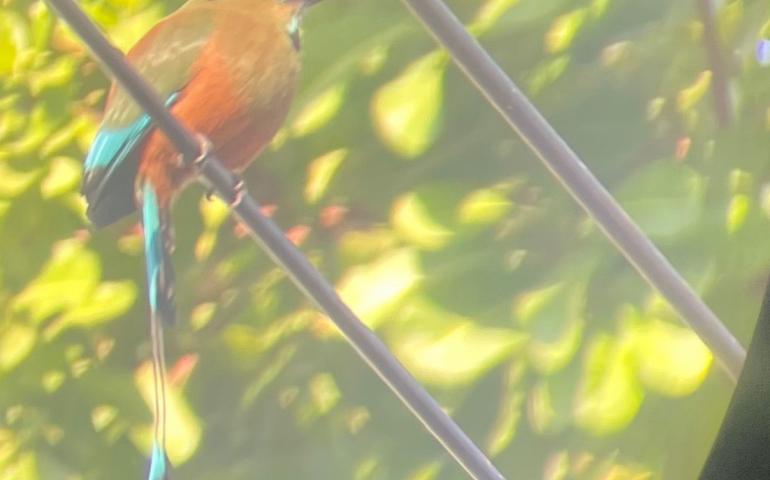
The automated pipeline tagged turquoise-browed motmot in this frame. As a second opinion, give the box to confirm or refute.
[82,0,322,477]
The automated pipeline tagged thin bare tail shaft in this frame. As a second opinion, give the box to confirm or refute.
[142,182,175,479]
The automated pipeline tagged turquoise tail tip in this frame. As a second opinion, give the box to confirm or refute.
[147,443,171,480]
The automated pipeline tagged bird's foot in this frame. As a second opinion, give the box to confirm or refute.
[191,134,213,169]
[229,177,245,208]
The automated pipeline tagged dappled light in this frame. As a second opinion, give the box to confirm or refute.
[2,0,770,478]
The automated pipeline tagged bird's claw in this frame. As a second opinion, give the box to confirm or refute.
[191,134,213,169]
[230,178,245,208]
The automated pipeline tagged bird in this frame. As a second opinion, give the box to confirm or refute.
[81,0,323,477]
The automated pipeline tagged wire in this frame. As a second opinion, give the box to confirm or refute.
[400,0,745,381]
[44,0,505,478]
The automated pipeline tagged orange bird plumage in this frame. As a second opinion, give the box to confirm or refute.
[81,0,322,477]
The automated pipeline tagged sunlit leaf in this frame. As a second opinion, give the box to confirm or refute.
[487,363,525,455]
[457,187,513,226]
[514,283,563,325]
[309,373,340,416]
[0,322,37,372]
[468,0,520,36]
[0,162,41,198]
[339,228,399,264]
[305,148,348,203]
[336,249,422,329]
[514,282,585,374]
[91,405,118,432]
[372,51,446,158]
[574,334,644,435]
[591,0,612,18]
[41,370,66,393]
[676,71,712,113]
[528,55,570,94]
[0,19,18,75]
[392,298,526,386]
[13,240,100,323]
[408,461,443,480]
[200,196,230,230]
[1,104,53,157]
[545,8,587,53]
[626,312,712,397]
[291,83,346,137]
[396,319,525,386]
[0,452,38,480]
[41,117,92,158]
[392,189,455,250]
[40,156,82,198]
[190,302,216,330]
[54,280,136,329]
[726,193,750,234]
[27,57,76,94]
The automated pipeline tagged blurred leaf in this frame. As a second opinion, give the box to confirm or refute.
[408,462,442,480]
[676,71,711,113]
[0,322,37,372]
[200,196,230,230]
[13,240,100,323]
[0,14,21,75]
[625,310,713,397]
[291,83,346,137]
[392,298,526,386]
[0,451,38,480]
[529,55,570,93]
[727,193,750,234]
[514,282,586,374]
[305,148,347,203]
[40,156,81,198]
[336,249,422,329]
[468,0,520,36]
[574,334,644,435]
[27,57,76,94]
[372,51,446,158]
[617,162,704,238]
[545,8,587,53]
[392,187,456,250]
[487,363,525,455]
[0,162,41,198]
[301,373,341,422]
[457,187,513,226]
[54,280,137,330]
[339,228,399,265]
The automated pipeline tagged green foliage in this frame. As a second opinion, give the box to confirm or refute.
[1,0,769,478]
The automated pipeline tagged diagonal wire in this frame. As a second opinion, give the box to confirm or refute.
[399,0,745,381]
[45,0,505,478]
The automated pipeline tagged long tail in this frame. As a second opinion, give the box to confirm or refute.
[142,182,175,480]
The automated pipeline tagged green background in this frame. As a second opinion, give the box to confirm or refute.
[1,0,769,478]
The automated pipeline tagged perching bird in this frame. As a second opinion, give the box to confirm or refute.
[82,0,322,477]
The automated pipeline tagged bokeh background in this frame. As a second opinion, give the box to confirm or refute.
[1,0,770,478]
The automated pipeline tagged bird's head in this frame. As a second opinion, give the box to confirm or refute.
[274,0,325,50]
